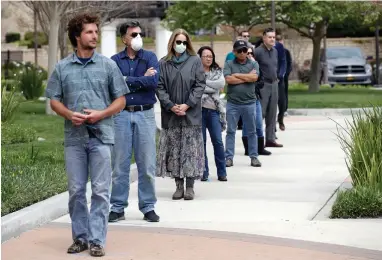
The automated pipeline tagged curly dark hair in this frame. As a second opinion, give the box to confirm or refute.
[197,46,221,70]
[67,13,100,47]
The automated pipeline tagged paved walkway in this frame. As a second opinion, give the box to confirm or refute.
[2,108,382,259]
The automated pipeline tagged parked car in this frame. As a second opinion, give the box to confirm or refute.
[298,47,380,87]
[323,47,373,87]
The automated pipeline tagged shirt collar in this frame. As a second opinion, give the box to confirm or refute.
[119,47,144,60]
[71,51,97,64]
[261,43,273,51]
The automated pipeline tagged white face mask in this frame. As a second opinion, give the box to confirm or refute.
[131,35,143,51]
[174,42,187,54]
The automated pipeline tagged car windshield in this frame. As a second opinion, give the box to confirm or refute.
[326,48,363,60]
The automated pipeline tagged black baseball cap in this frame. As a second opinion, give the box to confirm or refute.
[233,40,248,51]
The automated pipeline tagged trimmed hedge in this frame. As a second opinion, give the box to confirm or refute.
[331,187,382,218]
[5,32,20,43]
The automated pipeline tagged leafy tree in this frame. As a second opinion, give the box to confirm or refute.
[276,1,377,92]
[163,1,270,41]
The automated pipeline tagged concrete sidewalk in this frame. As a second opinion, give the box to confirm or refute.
[2,111,382,259]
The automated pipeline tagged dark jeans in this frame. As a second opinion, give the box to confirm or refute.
[284,75,289,111]
[202,108,227,179]
[277,78,286,124]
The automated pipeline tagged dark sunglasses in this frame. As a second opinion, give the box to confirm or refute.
[175,40,188,45]
[247,52,254,55]
[130,32,141,38]
[237,48,248,54]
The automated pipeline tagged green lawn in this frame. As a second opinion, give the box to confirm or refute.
[288,83,382,109]
[1,101,143,216]
[1,100,66,216]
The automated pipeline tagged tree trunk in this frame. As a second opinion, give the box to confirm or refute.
[308,37,322,92]
[308,21,325,92]
[46,4,60,115]
[210,26,214,49]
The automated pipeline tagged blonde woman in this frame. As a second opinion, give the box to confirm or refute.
[156,28,206,200]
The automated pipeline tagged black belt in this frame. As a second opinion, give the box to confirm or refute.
[124,104,153,112]
[264,78,278,84]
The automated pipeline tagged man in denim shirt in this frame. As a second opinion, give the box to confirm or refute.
[108,21,160,223]
[45,14,129,256]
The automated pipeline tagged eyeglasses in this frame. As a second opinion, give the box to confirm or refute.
[130,32,141,38]
[175,40,188,46]
[202,55,213,59]
[242,35,250,38]
[237,48,248,54]
[247,52,254,56]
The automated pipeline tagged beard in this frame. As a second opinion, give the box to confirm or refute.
[79,39,97,50]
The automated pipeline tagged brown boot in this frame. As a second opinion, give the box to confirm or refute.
[184,178,195,200]
[172,178,184,200]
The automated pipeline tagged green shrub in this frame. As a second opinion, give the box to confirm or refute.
[1,61,48,80]
[24,31,48,48]
[1,123,36,145]
[1,84,21,122]
[5,32,20,43]
[24,31,48,44]
[335,105,382,190]
[331,186,382,218]
[27,41,42,49]
[18,67,45,100]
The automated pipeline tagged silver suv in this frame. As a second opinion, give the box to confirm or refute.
[322,47,373,87]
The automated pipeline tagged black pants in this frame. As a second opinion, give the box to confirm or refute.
[277,79,286,124]
[284,75,289,111]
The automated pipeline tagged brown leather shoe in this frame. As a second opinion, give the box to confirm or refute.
[265,141,283,148]
[279,122,285,131]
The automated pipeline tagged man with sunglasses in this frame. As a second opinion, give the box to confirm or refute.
[225,32,250,131]
[224,40,262,168]
[109,21,160,223]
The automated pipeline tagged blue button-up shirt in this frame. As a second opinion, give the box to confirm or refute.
[111,48,159,106]
[45,52,130,146]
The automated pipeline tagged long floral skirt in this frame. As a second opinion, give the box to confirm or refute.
[156,126,205,179]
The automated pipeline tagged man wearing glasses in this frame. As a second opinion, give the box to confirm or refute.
[225,31,250,61]
[224,40,262,168]
[109,21,160,223]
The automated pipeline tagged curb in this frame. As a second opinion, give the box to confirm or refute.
[313,176,353,220]
[286,107,375,117]
[1,164,139,243]
[220,99,378,117]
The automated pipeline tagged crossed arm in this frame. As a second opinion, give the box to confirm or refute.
[225,71,258,85]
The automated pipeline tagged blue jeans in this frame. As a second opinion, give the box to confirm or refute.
[65,138,112,246]
[202,108,227,179]
[242,100,264,138]
[110,108,157,214]
[225,101,258,159]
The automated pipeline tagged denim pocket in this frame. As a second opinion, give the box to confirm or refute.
[143,108,155,118]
